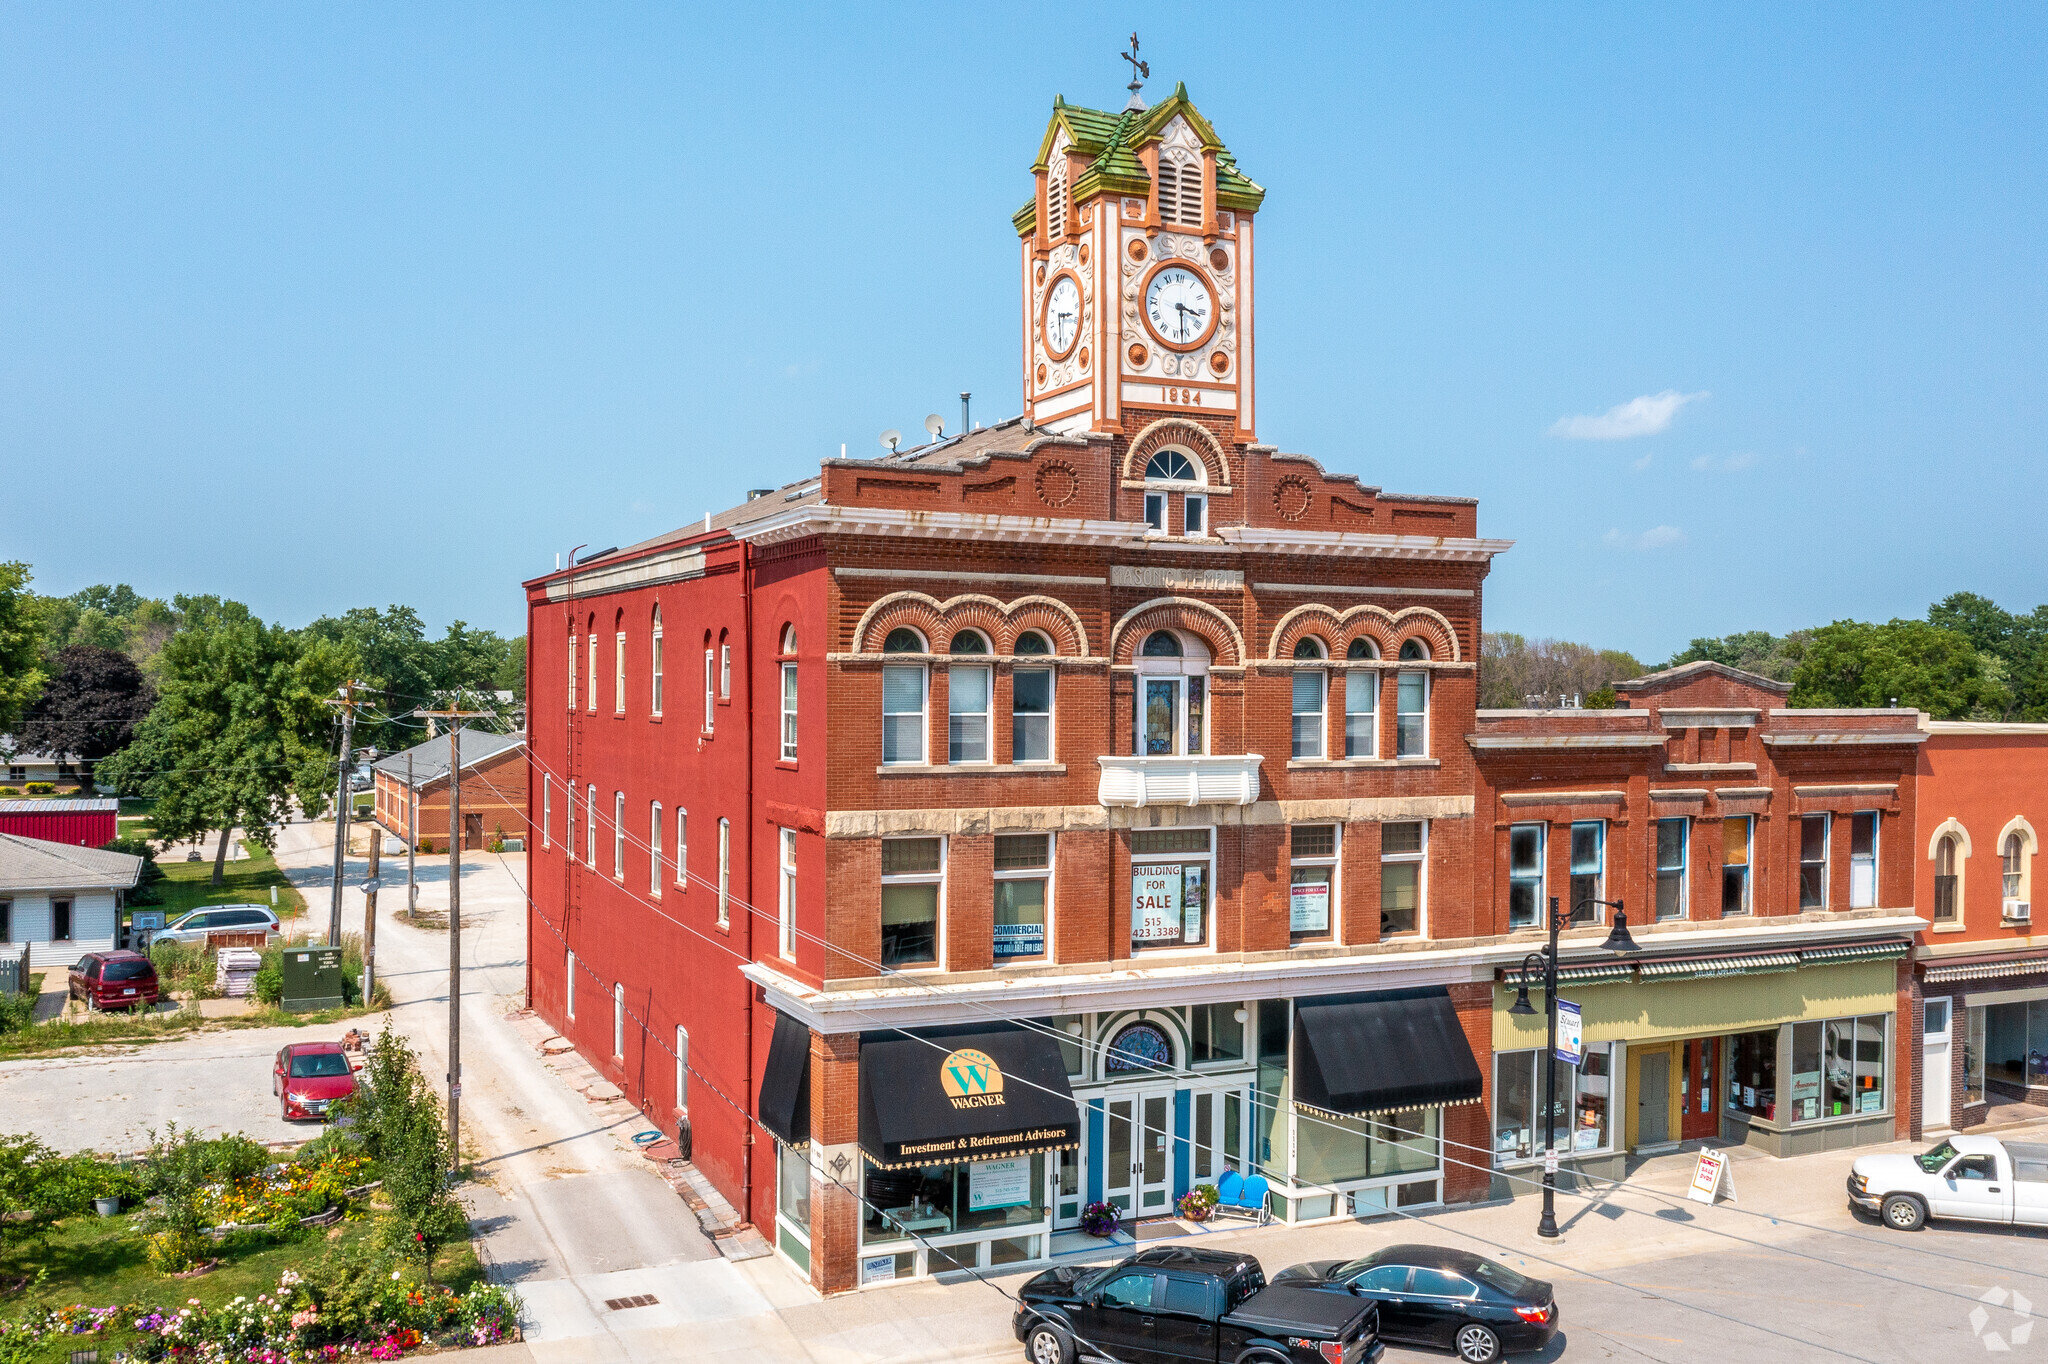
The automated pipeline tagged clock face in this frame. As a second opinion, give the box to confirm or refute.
[1043,275,1081,357]
[1144,266,1214,348]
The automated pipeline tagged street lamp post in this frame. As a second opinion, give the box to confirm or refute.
[1510,894,1639,1238]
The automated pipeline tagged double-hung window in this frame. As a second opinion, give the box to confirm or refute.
[1800,813,1830,910]
[703,649,715,731]
[1569,821,1605,923]
[649,802,662,897]
[781,662,798,760]
[881,629,928,764]
[881,837,943,967]
[613,791,625,880]
[1144,492,1165,533]
[778,829,798,961]
[1381,821,1424,936]
[564,783,575,861]
[1655,817,1688,919]
[719,642,731,699]
[614,631,626,713]
[1508,823,1544,929]
[1129,827,1211,952]
[947,634,992,763]
[1183,494,1206,534]
[1848,812,1879,908]
[567,633,577,710]
[542,779,552,849]
[612,983,624,1060]
[994,833,1051,962]
[586,633,597,711]
[1395,650,1428,757]
[1012,666,1053,762]
[675,809,688,891]
[1291,639,1327,759]
[1345,641,1378,757]
[716,818,730,928]
[1723,817,1753,914]
[585,785,596,867]
[1289,824,1337,943]
[565,950,576,1019]
[650,608,664,714]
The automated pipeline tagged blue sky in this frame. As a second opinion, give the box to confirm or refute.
[4,4,2044,660]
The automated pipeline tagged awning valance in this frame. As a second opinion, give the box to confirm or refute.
[858,1024,1080,1169]
[759,1011,812,1149]
[1293,986,1484,1118]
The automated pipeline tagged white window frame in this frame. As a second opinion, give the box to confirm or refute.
[1800,812,1831,911]
[1132,634,1212,758]
[613,791,626,880]
[1344,668,1377,758]
[613,982,625,1061]
[587,633,597,712]
[1129,826,1215,955]
[1508,822,1544,930]
[565,783,575,862]
[993,831,1054,964]
[717,817,731,929]
[565,949,576,1020]
[651,609,665,715]
[781,662,799,761]
[1143,492,1165,533]
[1723,815,1754,915]
[615,630,627,714]
[1291,667,1327,760]
[585,785,596,867]
[703,648,715,732]
[1288,823,1340,944]
[567,633,577,710]
[948,663,992,763]
[650,801,663,897]
[880,835,946,970]
[1395,668,1429,757]
[720,642,731,699]
[882,663,929,765]
[542,777,551,849]
[779,827,798,961]
[676,808,689,891]
[1380,819,1427,938]
[1568,820,1606,924]
[1655,816,1688,920]
[1011,665,1055,764]
[676,1025,690,1117]
[1849,811,1879,909]
[1183,493,1206,536]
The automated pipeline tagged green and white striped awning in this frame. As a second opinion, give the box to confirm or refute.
[1800,941,1911,966]
[1500,961,1637,990]
[1637,951,1802,980]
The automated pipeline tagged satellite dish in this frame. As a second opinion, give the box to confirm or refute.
[879,429,902,452]
[923,413,945,440]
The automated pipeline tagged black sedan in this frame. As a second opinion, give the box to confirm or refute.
[1274,1245,1556,1363]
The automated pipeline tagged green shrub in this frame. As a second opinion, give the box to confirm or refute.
[0,990,32,1036]
[0,786,16,796]
[341,1029,465,1267]
[138,1123,269,1269]
[101,834,165,904]
[252,959,283,1004]
[22,782,53,795]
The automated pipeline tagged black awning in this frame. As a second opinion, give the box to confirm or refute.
[1293,985,1484,1117]
[859,1023,1080,1168]
[758,1011,811,1148]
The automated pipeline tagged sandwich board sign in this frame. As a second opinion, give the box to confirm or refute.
[1688,1147,1737,1206]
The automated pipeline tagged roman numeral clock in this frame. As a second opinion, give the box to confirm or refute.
[1016,79,1265,440]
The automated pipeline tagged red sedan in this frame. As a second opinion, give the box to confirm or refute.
[273,1041,357,1122]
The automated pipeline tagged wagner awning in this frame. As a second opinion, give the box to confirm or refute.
[1294,986,1484,1119]
[759,1011,811,1149]
[858,1023,1080,1169]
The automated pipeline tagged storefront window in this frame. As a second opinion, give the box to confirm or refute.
[1289,825,1337,943]
[776,1143,811,1273]
[1293,1106,1441,1187]
[860,1153,1047,1246]
[1372,1108,1439,1176]
[1727,1028,1779,1120]
[1380,822,1424,937]
[1193,1002,1245,1063]
[1048,1015,1085,1077]
[1492,1046,1611,1162]
[1130,828,1211,952]
[1966,1006,1986,1105]
[1792,1015,1889,1121]
[993,833,1050,962]
[1256,1001,1289,1177]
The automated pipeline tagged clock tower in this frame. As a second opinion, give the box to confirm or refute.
[1015,81,1265,441]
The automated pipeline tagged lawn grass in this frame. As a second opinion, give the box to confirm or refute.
[0,985,394,1061]
[147,838,309,924]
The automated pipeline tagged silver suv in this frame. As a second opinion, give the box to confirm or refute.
[152,905,282,945]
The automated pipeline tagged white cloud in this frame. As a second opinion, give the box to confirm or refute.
[1631,452,1654,471]
[1604,525,1688,551]
[1550,390,1707,440]
[1690,451,1758,472]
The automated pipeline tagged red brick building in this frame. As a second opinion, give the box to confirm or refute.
[1912,721,2048,1135]
[1471,662,1923,1188]
[370,727,528,852]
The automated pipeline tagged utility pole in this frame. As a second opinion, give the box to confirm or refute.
[406,752,417,917]
[363,819,381,1004]
[415,699,495,1173]
[322,681,364,946]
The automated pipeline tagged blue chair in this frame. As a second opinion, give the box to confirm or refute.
[1212,1169,1271,1224]
[1240,1175,1272,1225]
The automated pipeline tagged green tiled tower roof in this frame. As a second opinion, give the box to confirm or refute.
[1013,83,1265,236]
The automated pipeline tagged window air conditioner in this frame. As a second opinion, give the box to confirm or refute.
[2006,898,2031,923]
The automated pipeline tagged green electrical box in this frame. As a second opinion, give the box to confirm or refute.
[281,946,346,1013]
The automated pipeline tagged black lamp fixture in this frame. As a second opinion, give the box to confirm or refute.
[1508,982,1535,1016]
[1599,908,1640,955]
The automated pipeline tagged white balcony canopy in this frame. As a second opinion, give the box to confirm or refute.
[1097,754,1264,808]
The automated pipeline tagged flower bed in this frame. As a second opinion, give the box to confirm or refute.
[0,1265,521,1362]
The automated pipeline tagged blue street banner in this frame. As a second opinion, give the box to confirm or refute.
[1555,999,1583,1067]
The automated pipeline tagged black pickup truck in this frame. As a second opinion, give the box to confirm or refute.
[1013,1245,1384,1364]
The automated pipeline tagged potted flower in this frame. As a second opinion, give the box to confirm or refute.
[1177,1183,1219,1223]
[1080,1200,1121,1237]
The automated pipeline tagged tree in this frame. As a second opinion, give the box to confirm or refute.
[1789,619,2008,718]
[1664,629,1812,682]
[35,582,179,678]
[15,645,155,782]
[1479,632,1644,709]
[0,561,47,737]
[494,635,527,702]
[297,607,519,757]
[100,596,333,884]
[344,1029,466,1268]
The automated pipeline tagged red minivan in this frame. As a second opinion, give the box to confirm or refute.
[68,950,161,1011]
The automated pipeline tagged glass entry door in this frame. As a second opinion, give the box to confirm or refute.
[1051,1142,1082,1229]
[1102,1090,1175,1216]
[1186,1085,1243,1187]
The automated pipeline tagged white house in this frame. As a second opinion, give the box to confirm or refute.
[0,832,143,968]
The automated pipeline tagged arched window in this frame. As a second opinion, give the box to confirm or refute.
[1934,832,1959,923]
[780,623,797,654]
[1133,630,1211,757]
[1145,449,1199,482]
[567,622,578,710]
[949,629,991,655]
[1292,637,1327,660]
[882,629,928,763]
[949,634,992,760]
[1014,630,1054,657]
[883,627,926,654]
[1142,629,1184,658]
[650,606,664,715]
[1399,638,1431,662]
[1292,639,1327,759]
[780,627,799,760]
[2005,831,2032,910]
[1346,638,1380,661]
[614,612,627,714]
[586,617,598,713]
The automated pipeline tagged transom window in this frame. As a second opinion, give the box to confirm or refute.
[1399,638,1430,662]
[1142,630,1183,657]
[949,629,991,655]
[883,627,926,654]
[1145,449,1200,482]
[1014,630,1053,656]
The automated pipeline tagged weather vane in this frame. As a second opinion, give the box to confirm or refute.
[1121,32,1149,100]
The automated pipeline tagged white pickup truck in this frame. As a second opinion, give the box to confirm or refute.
[1848,1134,2048,1231]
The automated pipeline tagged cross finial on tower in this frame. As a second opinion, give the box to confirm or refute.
[1120,32,1149,109]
